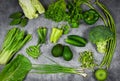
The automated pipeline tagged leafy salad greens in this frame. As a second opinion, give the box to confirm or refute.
[0,54,32,81]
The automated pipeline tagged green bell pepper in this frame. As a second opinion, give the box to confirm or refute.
[83,9,99,25]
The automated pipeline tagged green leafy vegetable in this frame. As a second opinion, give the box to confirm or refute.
[50,27,63,43]
[89,25,114,54]
[78,51,97,69]
[20,17,28,27]
[9,12,23,19]
[10,18,22,25]
[45,0,68,22]
[0,28,32,64]
[9,11,29,27]
[67,0,83,28]
[19,0,45,19]
[32,64,87,77]
[0,54,32,81]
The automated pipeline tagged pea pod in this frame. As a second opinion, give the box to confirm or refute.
[65,35,87,47]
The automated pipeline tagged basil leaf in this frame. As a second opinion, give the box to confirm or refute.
[10,18,22,25]
[9,12,23,19]
[20,17,28,27]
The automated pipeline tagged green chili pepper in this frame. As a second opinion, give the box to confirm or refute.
[83,9,99,25]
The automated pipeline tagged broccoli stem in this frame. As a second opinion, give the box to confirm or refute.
[96,42,107,54]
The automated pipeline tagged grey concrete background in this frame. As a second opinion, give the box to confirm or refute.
[0,0,120,81]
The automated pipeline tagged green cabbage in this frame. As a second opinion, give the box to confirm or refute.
[19,0,45,19]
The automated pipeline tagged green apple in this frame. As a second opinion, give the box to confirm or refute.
[95,69,108,81]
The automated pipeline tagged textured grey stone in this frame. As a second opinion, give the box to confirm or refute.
[0,0,120,81]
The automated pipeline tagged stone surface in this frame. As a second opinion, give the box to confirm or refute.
[0,0,120,81]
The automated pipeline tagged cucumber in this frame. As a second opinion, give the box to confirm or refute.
[68,35,88,44]
[65,38,86,47]
[63,46,73,61]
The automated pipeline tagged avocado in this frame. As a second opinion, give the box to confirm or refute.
[63,46,73,61]
[51,44,64,57]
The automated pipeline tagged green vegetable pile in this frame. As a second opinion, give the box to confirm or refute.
[0,0,117,81]
[45,0,100,28]
[79,51,97,69]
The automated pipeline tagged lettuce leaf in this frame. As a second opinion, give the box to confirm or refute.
[0,54,32,81]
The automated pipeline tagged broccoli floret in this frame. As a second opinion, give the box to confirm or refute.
[19,0,45,19]
[89,25,114,54]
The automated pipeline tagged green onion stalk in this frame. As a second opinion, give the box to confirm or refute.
[32,64,87,77]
